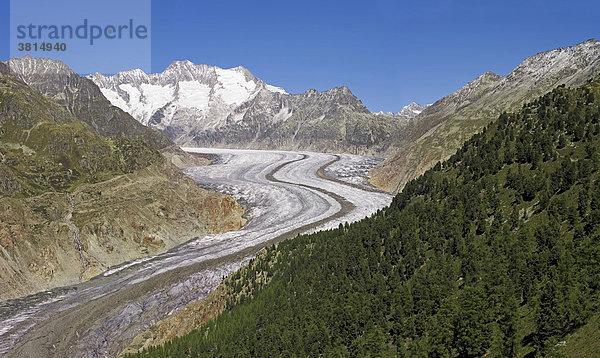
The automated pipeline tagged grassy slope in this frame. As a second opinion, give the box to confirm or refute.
[0,71,162,198]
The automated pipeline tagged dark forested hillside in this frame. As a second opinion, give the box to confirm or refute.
[130,81,600,357]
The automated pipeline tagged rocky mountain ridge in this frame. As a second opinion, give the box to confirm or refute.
[89,62,407,154]
[370,39,600,192]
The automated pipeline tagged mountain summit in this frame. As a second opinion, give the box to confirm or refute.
[89,62,284,130]
[396,102,430,118]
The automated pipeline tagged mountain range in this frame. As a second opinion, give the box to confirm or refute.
[89,40,600,194]
[395,102,431,118]
[7,56,207,169]
[89,62,410,154]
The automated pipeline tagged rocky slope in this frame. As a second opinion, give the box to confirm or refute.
[119,249,270,357]
[0,62,244,300]
[89,62,407,155]
[120,275,231,357]
[370,39,600,192]
[0,161,244,300]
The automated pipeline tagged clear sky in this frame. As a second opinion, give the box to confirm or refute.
[1,0,599,112]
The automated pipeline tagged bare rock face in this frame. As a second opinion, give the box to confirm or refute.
[371,39,600,193]
[89,62,406,155]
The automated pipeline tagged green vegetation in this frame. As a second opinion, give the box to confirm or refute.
[130,80,600,357]
[0,71,162,197]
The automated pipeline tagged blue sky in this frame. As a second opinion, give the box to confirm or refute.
[8,0,151,74]
[1,0,599,112]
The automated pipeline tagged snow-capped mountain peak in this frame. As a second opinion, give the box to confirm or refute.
[87,60,382,149]
[87,61,281,129]
[396,102,430,118]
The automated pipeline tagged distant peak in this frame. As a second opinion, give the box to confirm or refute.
[322,86,354,97]
[300,86,356,99]
[460,71,504,88]
[87,72,105,79]
[231,65,249,72]
[480,71,502,80]
[164,60,249,73]
[165,60,194,71]
[9,55,68,67]
[7,56,74,76]
[396,102,430,118]
[118,68,147,75]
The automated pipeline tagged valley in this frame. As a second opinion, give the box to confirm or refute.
[0,149,391,358]
[2,34,600,358]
